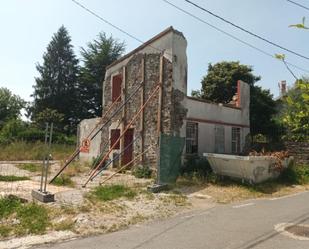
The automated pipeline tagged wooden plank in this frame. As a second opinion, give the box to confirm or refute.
[140,56,145,162]
[157,55,163,135]
[120,66,126,166]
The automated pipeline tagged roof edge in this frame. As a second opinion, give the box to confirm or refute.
[106,26,179,70]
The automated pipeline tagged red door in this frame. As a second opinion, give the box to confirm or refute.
[122,128,134,166]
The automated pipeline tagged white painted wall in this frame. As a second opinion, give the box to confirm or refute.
[185,81,250,155]
[78,118,102,161]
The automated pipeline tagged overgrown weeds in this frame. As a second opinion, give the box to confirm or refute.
[0,196,50,237]
[51,174,75,187]
[17,163,42,172]
[132,165,153,179]
[16,203,49,234]
[63,161,90,177]
[0,175,30,182]
[53,219,75,231]
[0,141,75,161]
[180,154,212,180]
[279,164,309,185]
[176,163,309,203]
[88,185,137,202]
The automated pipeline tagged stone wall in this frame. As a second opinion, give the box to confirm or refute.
[285,141,309,165]
[101,53,187,168]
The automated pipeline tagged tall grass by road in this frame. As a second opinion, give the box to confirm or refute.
[0,142,75,161]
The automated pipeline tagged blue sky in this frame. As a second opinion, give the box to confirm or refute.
[1,0,308,103]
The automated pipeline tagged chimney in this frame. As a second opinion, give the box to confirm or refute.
[279,80,287,96]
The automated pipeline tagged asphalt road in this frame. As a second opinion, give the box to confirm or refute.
[36,191,309,249]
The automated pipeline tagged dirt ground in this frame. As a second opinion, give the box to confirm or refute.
[1,161,308,249]
[0,161,210,249]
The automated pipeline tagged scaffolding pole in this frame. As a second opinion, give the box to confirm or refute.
[99,146,153,185]
[50,80,144,184]
[83,83,161,187]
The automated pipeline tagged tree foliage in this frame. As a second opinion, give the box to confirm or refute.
[0,87,25,128]
[198,61,278,138]
[31,26,80,134]
[280,78,309,141]
[79,32,125,118]
[201,61,260,103]
[33,108,64,132]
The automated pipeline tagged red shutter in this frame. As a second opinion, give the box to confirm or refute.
[112,75,122,102]
[110,129,120,149]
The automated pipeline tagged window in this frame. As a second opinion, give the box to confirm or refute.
[186,122,198,154]
[110,129,120,149]
[232,127,241,154]
[215,125,225,153]
[112,74,122,102]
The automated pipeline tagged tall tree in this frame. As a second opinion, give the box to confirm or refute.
[280,78,309,141]
[197,61,278,138]
[79,32,125,118]
[0,87,25,128]
[31,26,79,134]
[201,61,260,103]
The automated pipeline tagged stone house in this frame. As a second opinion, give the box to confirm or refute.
[78,27,250,168]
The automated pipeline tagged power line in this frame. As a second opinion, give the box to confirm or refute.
[184,0,309,61]
[287,0,309,11]
[70,0,167,55]
[162,0,309,74]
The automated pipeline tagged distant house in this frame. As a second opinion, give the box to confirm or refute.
[78,27,250,168]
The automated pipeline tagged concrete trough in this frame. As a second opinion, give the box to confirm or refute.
[203,153,292,184]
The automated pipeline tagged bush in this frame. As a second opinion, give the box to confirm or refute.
[279,164,309,185]
[132,165,152,179]
[0,119,76,145]
[52,174,75,187]
[180,154,212,178]
[16,128,76,145]
[0,119,26,144]
[88,185,136,201]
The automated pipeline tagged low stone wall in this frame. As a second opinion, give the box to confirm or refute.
[285,141,309,165]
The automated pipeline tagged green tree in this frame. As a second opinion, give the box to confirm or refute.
[79,32,125,118]
[0,87,25,128]
[197,61,278,138]
[33,108,64,132]
[201,61,260,103]
[280,78,309,141]
[31,26,80,134]
[250,86,279,139]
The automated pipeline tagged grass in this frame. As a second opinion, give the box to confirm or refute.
[0,141,75,161]
[0,195,22,219]
[132,165,153,179]
[51,174,75,187]
[16,203,49,234]
[0,225,11,237]
[0,175,30,182]
[176,164,309,204]
[0,196,49,237]
[88,185,137,202]
[63,161,90,177]
[17,163,42,172]
[53,219,75,231]
[165,194,188,206]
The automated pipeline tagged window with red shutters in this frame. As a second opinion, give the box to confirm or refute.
[112,74,122,102]
[110,129,120,149]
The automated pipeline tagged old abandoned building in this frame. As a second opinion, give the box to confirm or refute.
[78,26,250,169]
